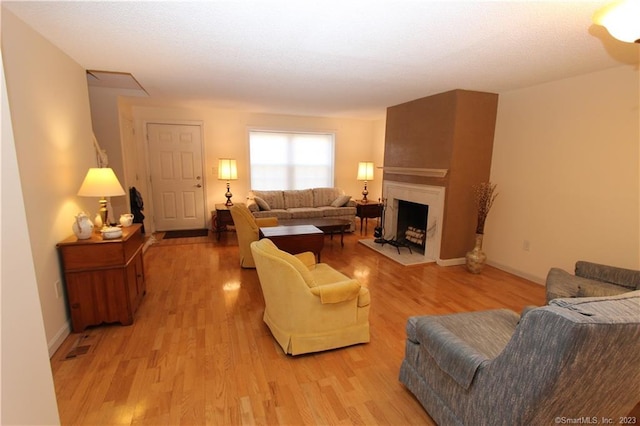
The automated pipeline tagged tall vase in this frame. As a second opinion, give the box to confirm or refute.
[465,233,487,274]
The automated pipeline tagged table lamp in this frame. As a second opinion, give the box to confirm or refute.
[77,167,126,229]
[218,158,238,206]
[357,161,374,203]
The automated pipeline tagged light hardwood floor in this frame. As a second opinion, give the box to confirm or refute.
[51,228,546,425]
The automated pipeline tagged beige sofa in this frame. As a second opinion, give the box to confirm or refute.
[247,187,356,231]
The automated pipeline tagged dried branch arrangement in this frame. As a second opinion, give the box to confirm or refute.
[473,182,498,234]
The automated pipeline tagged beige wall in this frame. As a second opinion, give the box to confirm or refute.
[127,104,385,231]
[487,65,640,282]
[88,86,147,219]
[1,49,61,425]
[2,10,97,354]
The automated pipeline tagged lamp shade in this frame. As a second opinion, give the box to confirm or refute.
[218,158,238,180]
[593,0,640,43]
[356,162,374,181]
[77,167,125,197]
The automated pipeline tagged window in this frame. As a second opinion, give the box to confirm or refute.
[249,130,335,190]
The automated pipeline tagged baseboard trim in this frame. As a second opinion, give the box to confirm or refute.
[436,257,545,285]
[437,257,466,267]
[48,321,71,358]
[486,260,545,285]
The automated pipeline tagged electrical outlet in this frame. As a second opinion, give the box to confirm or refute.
[54,280,63,299]
[522,240,530,252]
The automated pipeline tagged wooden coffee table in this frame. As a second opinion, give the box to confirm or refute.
[279,218,351,247]
[259,225,325,261]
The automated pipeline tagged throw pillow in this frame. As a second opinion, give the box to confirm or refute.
[254,196,271,211]
[247,199,259,212]
[331,195,351,207]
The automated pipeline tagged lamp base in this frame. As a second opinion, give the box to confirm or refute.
[225,183,233,206]
[361,184,369,203]
[98,197,110,230]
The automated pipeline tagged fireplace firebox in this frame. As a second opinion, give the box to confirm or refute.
[396,200,428,253]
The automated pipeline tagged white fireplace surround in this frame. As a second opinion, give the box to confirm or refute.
[382,181,445,263]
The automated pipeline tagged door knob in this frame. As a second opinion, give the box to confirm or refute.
[195,183,202,188]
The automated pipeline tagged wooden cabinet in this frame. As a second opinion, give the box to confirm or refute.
[57,224,146,333]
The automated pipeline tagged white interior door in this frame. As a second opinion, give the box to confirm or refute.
[147,123,205,231]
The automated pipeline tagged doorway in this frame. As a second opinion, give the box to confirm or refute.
[147,123,205,231]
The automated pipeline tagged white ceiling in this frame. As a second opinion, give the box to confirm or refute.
[4,1,639,119]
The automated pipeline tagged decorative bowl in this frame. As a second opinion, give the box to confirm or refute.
[101,226,123,240]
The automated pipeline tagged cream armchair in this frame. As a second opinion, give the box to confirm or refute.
[229,203,278,268]
[250,238,370,355]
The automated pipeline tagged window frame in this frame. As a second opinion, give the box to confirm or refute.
[248,129,336,191]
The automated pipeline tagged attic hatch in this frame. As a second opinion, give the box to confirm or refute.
[86,70,148,94]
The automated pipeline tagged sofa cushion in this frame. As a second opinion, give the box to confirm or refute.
[309,263,351,286]
[251,190,285,210]
[331,195,351,207]
[313,187,343,207]
[252,209,292,220]
[284,189,314,209]
[318,206,357,217]
[254,196,271,211]
[286,207,324,219]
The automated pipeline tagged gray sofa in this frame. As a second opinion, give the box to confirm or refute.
[399,291,640,425]
[546,260,640,302]
[247,187,357,231]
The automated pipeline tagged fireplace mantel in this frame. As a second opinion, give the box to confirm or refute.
[380,167,448,178]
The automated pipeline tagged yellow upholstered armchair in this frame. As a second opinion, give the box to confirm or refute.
[250,238,370,355]
[229,203,278,268]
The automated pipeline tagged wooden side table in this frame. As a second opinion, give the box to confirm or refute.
[56,224,146,333]
[355,200,383,234]
[212,203,236,240]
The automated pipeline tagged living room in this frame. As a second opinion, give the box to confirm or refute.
[2,2,639,424]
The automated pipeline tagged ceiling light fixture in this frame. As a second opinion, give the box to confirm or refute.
[593,0,640,43]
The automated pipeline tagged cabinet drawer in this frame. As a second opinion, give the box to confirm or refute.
[57,224,143,271]
[59,243,126,270]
